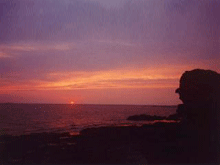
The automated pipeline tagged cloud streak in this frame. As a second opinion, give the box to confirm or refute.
[0,0,219,104]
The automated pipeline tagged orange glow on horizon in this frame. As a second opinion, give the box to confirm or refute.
[0,63,219,92]
[0,67,179,91]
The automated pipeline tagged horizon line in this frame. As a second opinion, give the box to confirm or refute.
[0,102,178,107]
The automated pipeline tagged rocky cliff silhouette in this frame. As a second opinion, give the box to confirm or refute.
[176,69,220,163]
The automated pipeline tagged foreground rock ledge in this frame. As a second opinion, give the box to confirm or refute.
[1,123,193,164]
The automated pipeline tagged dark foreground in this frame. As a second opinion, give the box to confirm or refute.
[1,122,214,164]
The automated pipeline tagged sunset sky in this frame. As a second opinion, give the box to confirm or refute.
[0,0,219,105]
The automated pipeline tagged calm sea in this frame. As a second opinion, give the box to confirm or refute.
[0,104,177,136]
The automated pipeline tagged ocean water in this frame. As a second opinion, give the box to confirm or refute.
[0,104,177,136]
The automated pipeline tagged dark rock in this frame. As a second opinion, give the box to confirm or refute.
[176,69,220,163]
[127,114,166,121]
[0,122,204,164]
[176,104,185,116]
[166,104,185,120]
[166,113,179,120]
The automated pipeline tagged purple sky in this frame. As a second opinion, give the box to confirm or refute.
[0,0,219,104]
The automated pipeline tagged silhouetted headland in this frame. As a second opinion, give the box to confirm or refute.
[1,69,219,164]
[175,69,220,163]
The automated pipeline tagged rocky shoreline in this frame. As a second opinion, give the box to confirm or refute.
[1,122,194,164]
[1,120,210,164]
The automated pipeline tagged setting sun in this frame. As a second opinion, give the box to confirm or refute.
[70,101,75,105]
